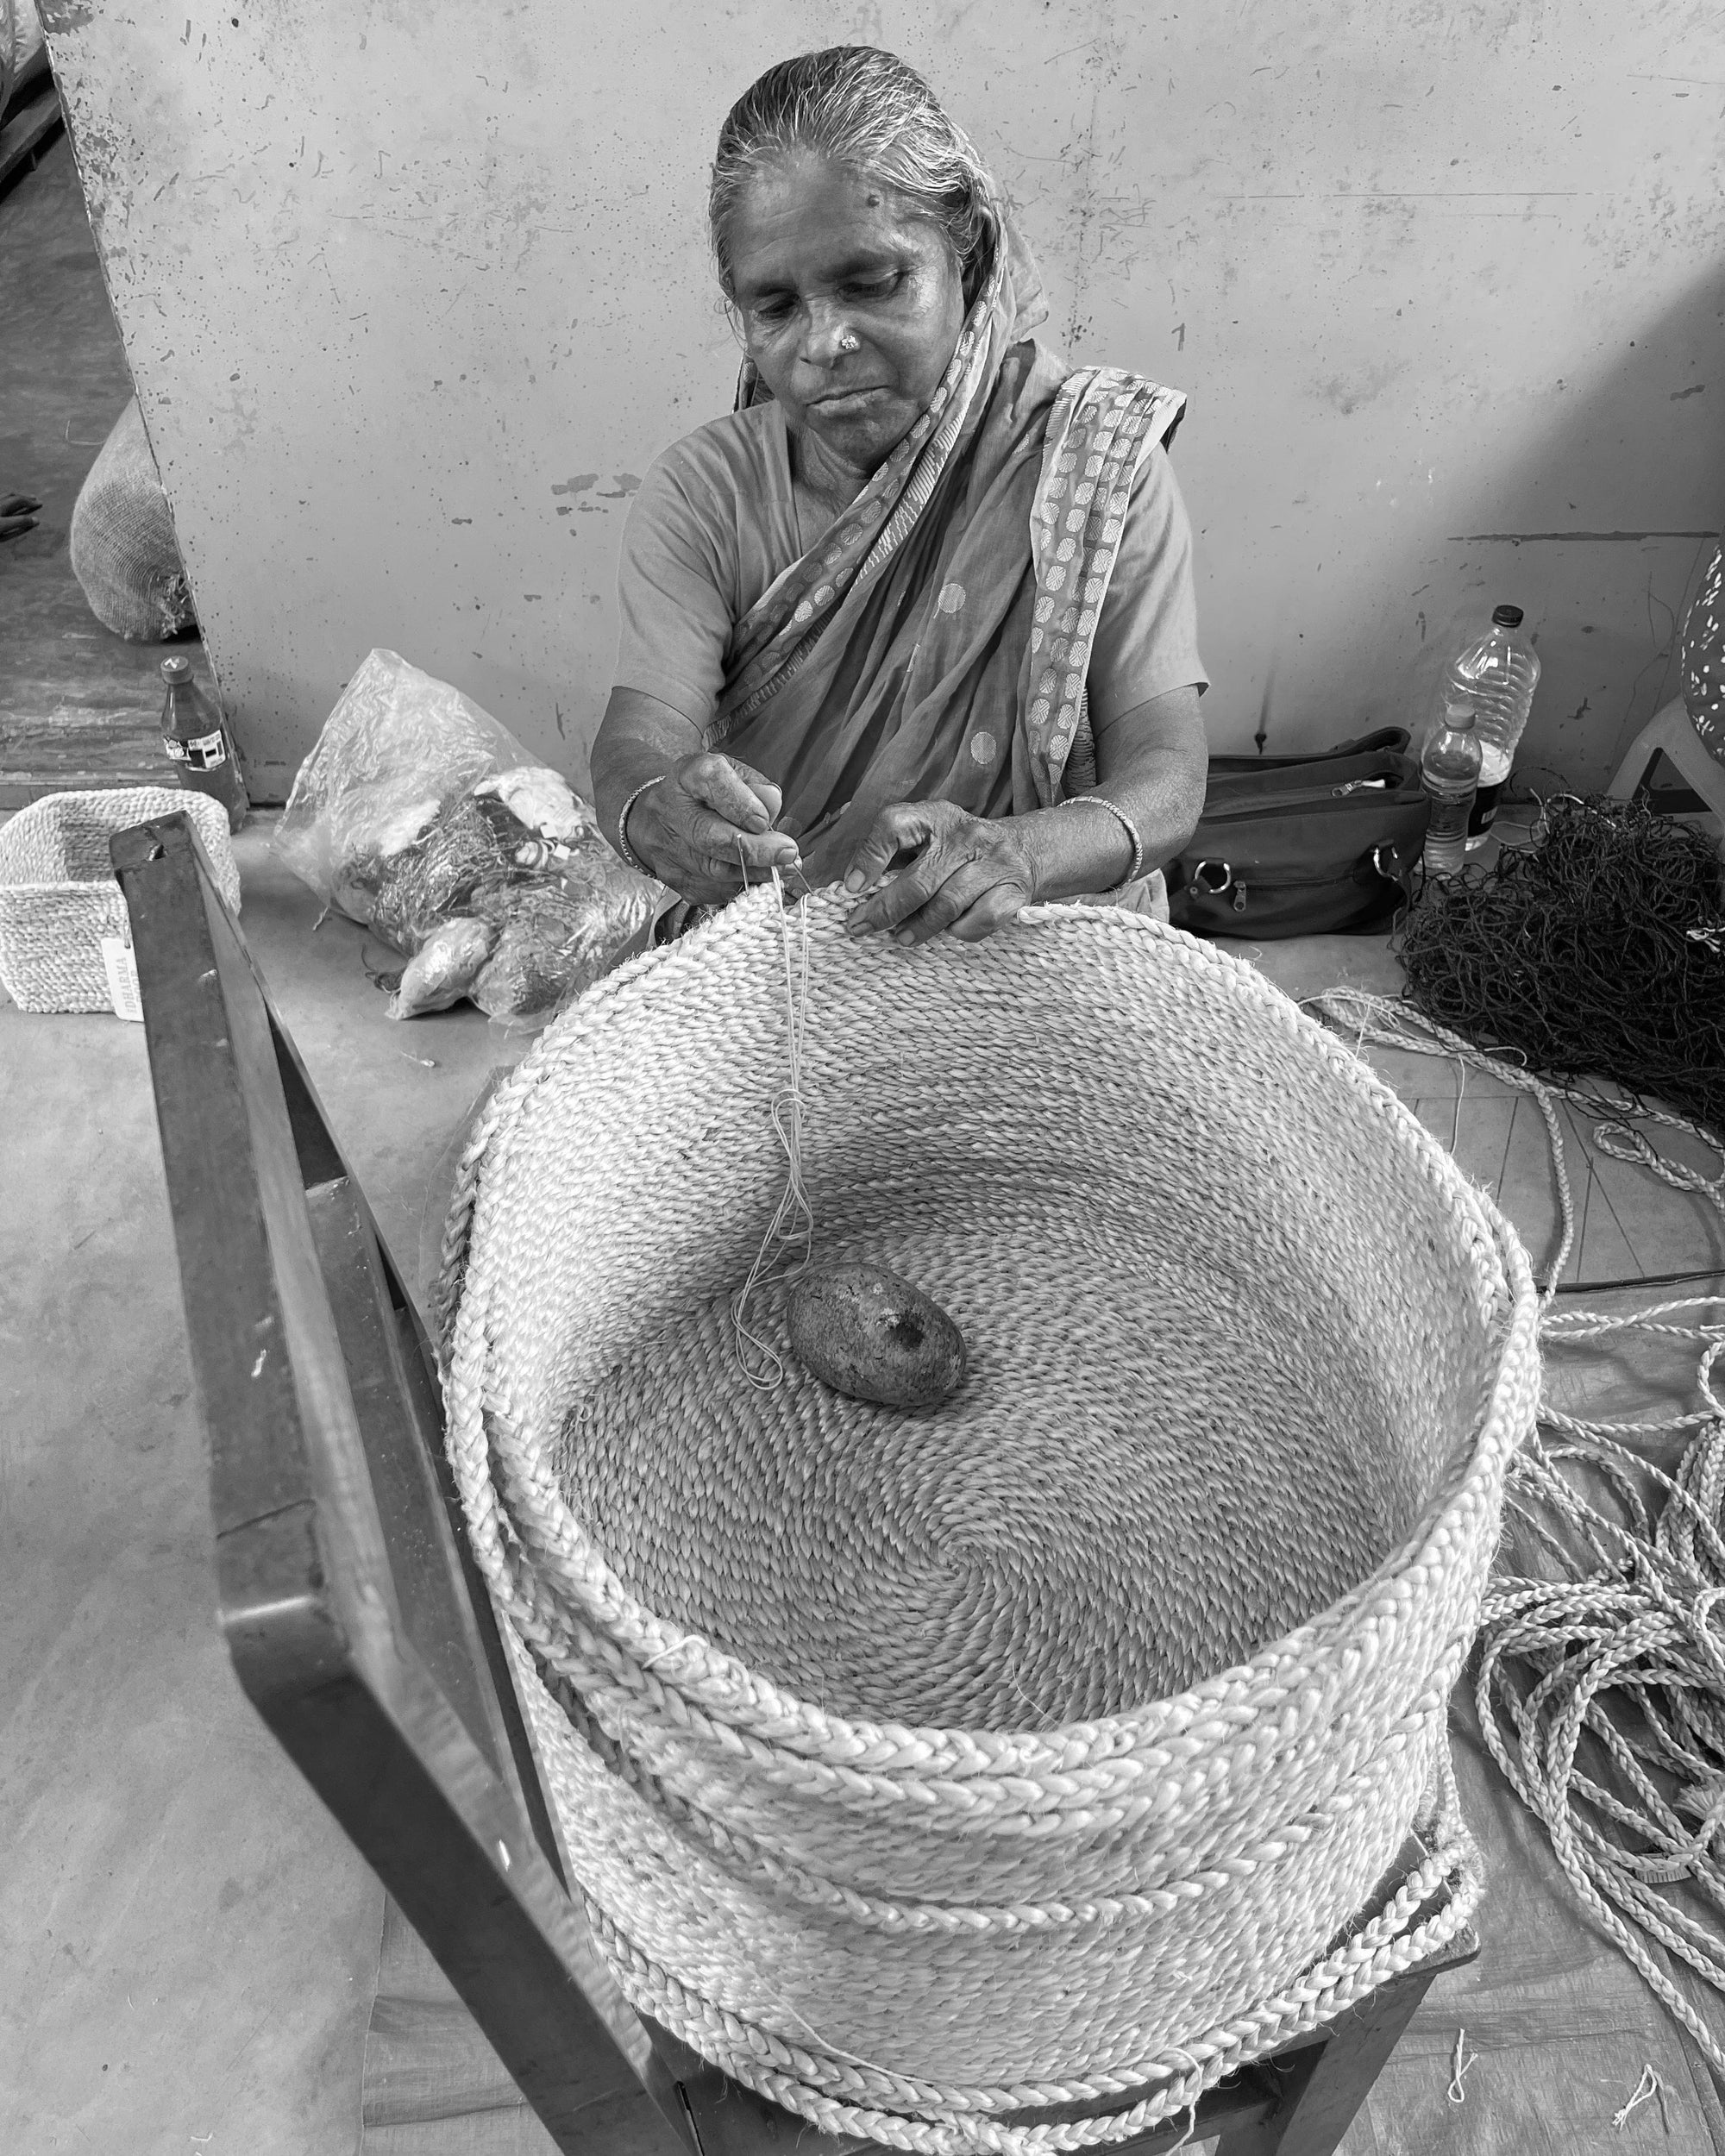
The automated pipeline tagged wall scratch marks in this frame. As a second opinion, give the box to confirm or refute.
[1448,531,1716,544]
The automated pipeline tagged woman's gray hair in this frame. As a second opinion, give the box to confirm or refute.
[710,48,998,304]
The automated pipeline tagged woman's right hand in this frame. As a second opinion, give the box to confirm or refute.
[626,752,801,905]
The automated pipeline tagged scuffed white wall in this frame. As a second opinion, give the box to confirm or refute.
[39,1,1725,800]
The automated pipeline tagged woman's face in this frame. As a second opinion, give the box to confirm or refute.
[724,154,968,479]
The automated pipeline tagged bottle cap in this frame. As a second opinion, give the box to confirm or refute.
[1491,604,1524,627]
[160,654,191,683]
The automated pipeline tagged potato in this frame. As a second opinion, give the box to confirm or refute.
[386,914,497,1019]
[787,1263,967,1409]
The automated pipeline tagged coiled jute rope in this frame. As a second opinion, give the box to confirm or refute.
[1310,988,1725,2080]
[438,897,1540,2150]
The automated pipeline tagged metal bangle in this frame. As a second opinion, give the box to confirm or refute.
[1064,793,1145,892]
[615,774,667,874]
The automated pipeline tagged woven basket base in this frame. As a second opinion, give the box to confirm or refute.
[558,1200,1424,1729]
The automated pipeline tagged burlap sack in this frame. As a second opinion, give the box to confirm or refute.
[69,398,197,642]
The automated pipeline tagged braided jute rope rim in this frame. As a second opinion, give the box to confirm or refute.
[576,1827,1481,2152]
[497,1594,1481,2147]
[439,890,1540,1791]
[550,1664,1467,1937]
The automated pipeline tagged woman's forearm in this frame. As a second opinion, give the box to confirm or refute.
[592,686,705,855]
[1015,686,1208,900]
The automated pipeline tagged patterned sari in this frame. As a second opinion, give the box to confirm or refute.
[689,194,1188,900]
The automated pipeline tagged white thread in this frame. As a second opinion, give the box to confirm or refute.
[1161,2048,1203,2151]
[731,865,815,1386]
[1446,2025,1476,2103]
[1611,2063,1662,2130]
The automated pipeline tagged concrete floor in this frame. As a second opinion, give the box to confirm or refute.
[0,828,536,2154]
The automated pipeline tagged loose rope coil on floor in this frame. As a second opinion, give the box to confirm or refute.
[436,899,1540,2152]
[1309,988,1725,2078]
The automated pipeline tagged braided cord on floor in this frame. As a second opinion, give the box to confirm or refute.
[577,1828,1480,2153]
[1309,988,1725,2071]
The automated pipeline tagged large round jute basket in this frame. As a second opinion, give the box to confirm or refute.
[440,888,1540,2153]
[0,787,240,1013]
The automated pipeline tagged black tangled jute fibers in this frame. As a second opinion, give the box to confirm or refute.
[1399,795,1725,1138]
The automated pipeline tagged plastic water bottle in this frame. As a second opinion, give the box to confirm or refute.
[1421,705,1482,877]
[1440,604,1540,848]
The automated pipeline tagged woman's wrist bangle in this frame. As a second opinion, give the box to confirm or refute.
[615,774,668,874]
[1063,793,1145,891]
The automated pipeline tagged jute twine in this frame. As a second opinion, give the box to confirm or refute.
[438,891,1540,2151]
[0,787,239,1013]
[1312,988,1725,2086]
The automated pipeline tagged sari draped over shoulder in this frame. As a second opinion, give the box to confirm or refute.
[697,197,1188,898]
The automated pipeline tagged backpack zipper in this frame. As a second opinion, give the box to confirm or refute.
[1202,778,1411,818]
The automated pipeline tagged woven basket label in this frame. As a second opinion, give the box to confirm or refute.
[100,937,143,1022]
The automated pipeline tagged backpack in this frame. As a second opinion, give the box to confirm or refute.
[1166,728,1428,938]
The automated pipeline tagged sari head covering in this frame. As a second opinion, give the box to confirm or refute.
[704,169,1188,891]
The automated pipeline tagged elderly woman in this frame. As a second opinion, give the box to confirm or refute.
[593,47,1208,945]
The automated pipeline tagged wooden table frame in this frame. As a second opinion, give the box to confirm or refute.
[113,810,1475,2156]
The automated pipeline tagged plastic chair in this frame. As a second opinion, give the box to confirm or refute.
[1607,694,1725,831]
[110,807,1477,2156]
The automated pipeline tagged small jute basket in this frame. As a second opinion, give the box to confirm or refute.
[439,889,1540,2153]
[0,787,240,1013]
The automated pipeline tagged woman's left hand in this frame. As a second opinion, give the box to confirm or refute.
[842,799,1038,945]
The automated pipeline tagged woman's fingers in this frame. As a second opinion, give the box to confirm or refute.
[630,750,799,899]
[682,803,798,870]
[841,803,947,915]
[681,752,786,837]
[946,881,1033,943]
[886,862,1007,944]
[844,801,940,893]
[844,799,1037,944]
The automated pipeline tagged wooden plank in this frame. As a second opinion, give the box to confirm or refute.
[111,811,689,2156]
[1220,1945,1460,2156]
[0,705,171,806]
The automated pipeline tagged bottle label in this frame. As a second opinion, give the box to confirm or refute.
[162,735,186,762]
[182,728,229,771]
[1467,780,1506,837]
